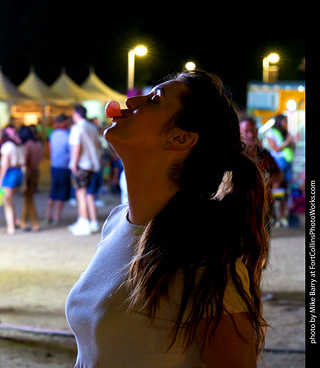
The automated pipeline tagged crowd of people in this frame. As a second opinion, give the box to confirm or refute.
[0,124,43,234]
[238,113,301,230]
[0,105,123,236]
[0,104,302,237]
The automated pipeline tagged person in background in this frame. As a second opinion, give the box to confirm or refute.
[85,117,106,233]
[67,105,101,236]
[0,126,25,234]
[66,71,268,367]
[239,115,282,231]
[266,114,295,227]
[18,125,44,231]
[44,114,71,225]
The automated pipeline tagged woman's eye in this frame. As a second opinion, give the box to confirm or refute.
[148,95,161,104]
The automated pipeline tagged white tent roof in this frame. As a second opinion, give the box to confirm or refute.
[18,68,62,103]
[50,70,105,103]
[81,68,127,107]
[0,68,32,102]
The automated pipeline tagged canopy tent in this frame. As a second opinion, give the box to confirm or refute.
[50,70,106,103]
[81,68,127,107]
[0,68,32,103]
[0,68,34,127]
[18,68,63,104]
[0,68,127,126]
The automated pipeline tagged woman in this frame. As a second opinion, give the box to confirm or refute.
[18,125,44,231]
[266,114,295,226]
[66,71,268,367]
[0,126,25,234]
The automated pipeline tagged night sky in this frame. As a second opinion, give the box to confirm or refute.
[0,0,306,107]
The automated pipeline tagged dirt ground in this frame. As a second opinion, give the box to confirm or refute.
[0,160,307,367]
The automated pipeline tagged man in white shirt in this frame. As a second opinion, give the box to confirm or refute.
[68,105,101,235]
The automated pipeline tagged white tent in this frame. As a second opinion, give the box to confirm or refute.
[50,69,105,103]
[0,68,33,127]
[18,68,63,104]
[0,68,32,103]
[81,68,127,108]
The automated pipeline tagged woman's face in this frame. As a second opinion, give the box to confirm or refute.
[239,121,257,148]
[104,81,188,158]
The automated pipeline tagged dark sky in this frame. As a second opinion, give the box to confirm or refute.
[0,0,306,107]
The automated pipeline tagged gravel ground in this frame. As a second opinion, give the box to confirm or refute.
[0,159,307,367]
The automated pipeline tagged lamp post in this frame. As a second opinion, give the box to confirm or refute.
[127,45,148,92]
[263,53,280,83]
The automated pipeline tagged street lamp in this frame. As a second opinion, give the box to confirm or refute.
[263,53,280,83]
[127,45,148,92]
[185,61,196,71]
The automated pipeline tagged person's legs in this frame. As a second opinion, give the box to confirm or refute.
[54,200,65,222]
[29,169,39,229]
[48,167,71,223]
[76,187,89,219]
[45,166,57,222]
[45,198,54,222]
[2,168,23,231]
[29,191,39,230]
[68,168,93,235]
[20,189,29,228]
[86,193,99,232]
[86,172,100,232]
[3,187,17,234]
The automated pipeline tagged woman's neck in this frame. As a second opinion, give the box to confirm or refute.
[124,160,178,226]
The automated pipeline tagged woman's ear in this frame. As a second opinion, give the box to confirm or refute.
[165,128,198,151]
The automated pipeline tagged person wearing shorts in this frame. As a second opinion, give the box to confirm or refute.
[0,126,25,234]
[44,114,71,224]
[1,167,23,188]
[67,105,101,236]
[71,167,93,189]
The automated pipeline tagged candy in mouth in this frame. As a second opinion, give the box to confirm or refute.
[105,101,122,118]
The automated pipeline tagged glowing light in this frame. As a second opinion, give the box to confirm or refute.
[268,53,280,63]
[185,62,196,71]
[134,45,147,56]
[286,99,297,112]
[23,113,39,125]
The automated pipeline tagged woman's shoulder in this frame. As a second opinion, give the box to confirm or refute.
[102,202,128,224]
[1,140,16,153]
[108,203,129,221]
[100,203,142,241]
[167,260,251,321]
[223,259,251,314]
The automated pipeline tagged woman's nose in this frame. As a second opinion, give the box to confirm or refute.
[125,97,136,110]
[125,95,143,110]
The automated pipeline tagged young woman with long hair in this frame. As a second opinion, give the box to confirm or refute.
[66,70,269,367]
[267,114,295,227]
[0,125,25,235]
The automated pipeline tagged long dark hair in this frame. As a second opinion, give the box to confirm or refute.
[128,71,268,356]
[273,114,288,139]
[18,125,37,144]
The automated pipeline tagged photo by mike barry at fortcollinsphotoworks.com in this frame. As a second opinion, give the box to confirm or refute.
[307,179,317,363]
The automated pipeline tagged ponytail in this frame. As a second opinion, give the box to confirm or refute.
[128,70,268,356]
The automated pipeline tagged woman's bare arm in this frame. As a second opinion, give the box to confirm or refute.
[195,312,257,368]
